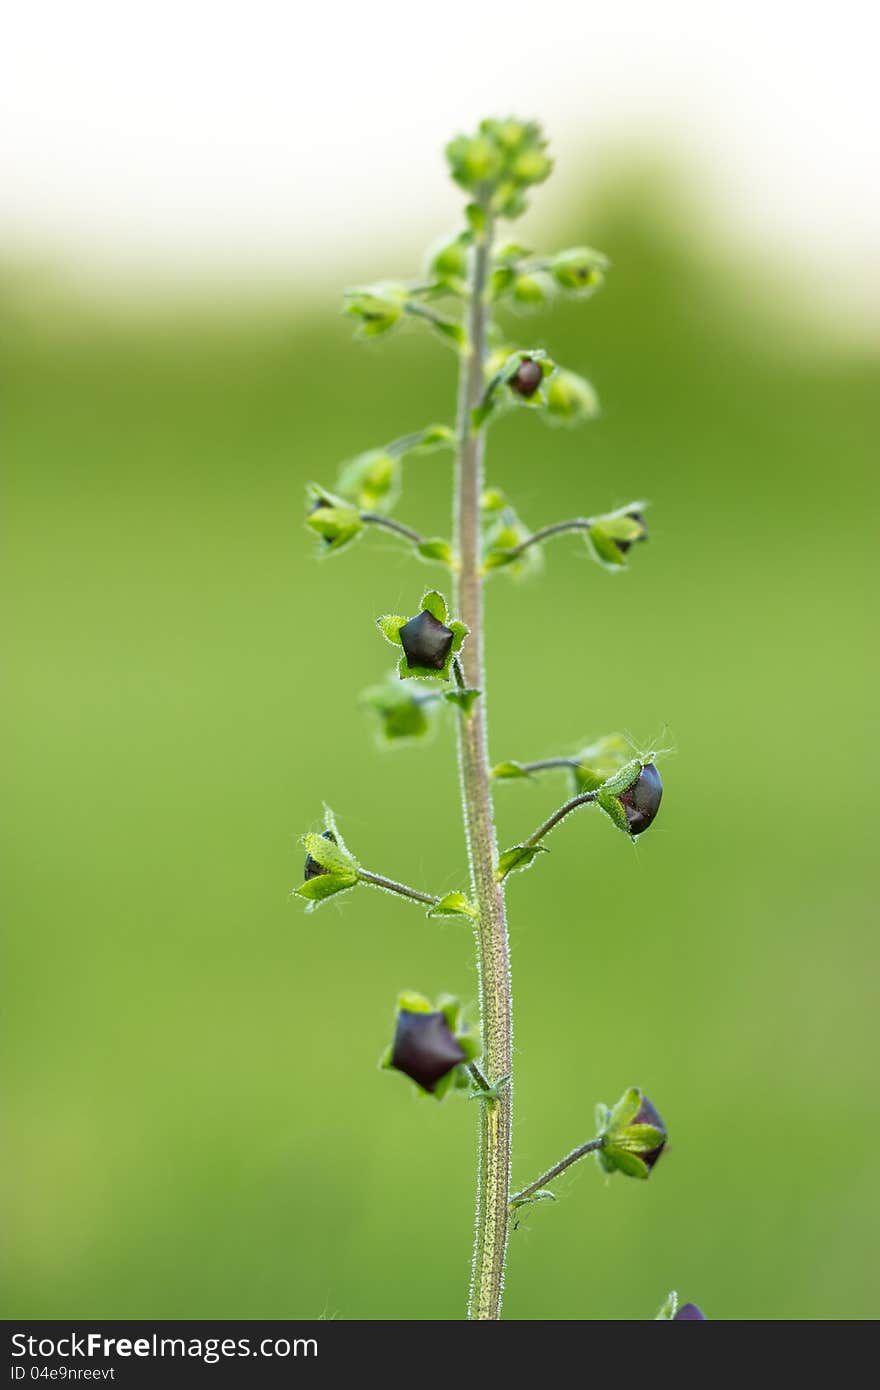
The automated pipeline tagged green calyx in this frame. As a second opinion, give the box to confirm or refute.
[376,589,468,682]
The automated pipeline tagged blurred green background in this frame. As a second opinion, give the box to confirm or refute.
[2,167,876,1321]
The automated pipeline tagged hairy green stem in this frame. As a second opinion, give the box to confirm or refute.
[511,1137,606,1204]
[358,870,438,906]
[525,791,598,848]
[517,756,579,775]
[453,204,513,1322]
[505,517,593,558]
[359,512,425,546]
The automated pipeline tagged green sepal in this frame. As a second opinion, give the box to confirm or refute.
[597,792,630,834]
[655,1292,680,1321]
[482,491,542,579]
[417,312,467,349]
[306,484,364,553]
[609,1087,642,1129]
[416,537,454,566]
[456,1033,482,1063]
[496,844,548,881]
[427,233,469,291]
[512,272,551,307]
[586,504,648,570]
[491,760,532,780]
[301,832,357,878]
[587,524,628,569]
[489,265,516,300]
[294,872,357,906]
[397,990,433,1015]
[443,687,481,716]
[427,892,477,921]
[360,679,437,744]
[418,423,456,449]
[464,202,487,240]
[548,246,609,293]
[603,1150,650,1180]
[343,283,407,338]
[335,449,399,513]
[421,589,448,623]
[376,614,405,646]
[617,1124,666,1154]
[600,760,642,797]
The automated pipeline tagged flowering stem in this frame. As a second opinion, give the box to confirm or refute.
[452,201,513,1322]
[524,791,599,848]
[511,1137,606,1205]
[358,870,438,907]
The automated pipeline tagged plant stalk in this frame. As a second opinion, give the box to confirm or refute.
[453,204,513,1322]
[510,1137,606,1204]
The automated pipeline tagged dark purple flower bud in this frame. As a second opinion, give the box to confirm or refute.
[304,829,336,880]
[614,509,649,555]
[399,610,454,671]
[509,357,543,398]
[674,1303,706,1320]
[632,1091,667,1169]
[391,1009,467,1093]
[617,762,663,836]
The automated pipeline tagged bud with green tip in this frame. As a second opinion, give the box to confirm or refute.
[445,117,551,220]
[549,246,609,294]
[377,590,468,682]
[596,758,664,838]
[586,504,649,570]
[360,678,439,744]
[343,283,406,338]
[380,993,481,1099]
[595,1087,667,1179]
[656,1291,707,1320]
[294,810,359,910]
[336,449,400,513]
[545,368,600,425]
[305,484,364,554]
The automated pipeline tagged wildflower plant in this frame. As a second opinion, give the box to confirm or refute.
[296,118,691,1320]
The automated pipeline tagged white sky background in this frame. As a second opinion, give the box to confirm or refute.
[1,0,878,323]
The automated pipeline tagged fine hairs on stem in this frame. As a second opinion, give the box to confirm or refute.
[296,117,689,1322]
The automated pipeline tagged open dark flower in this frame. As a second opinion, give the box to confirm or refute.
[391,1010,467,1093]
[377,590,468,682]
[381,993,481,1100]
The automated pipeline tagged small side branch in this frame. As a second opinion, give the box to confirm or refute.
[510,1137,606,1206]
[503,517,593,560]
[524,791,598,848]
[358,870,439,907]
[517,756,578,775]
[360,512,425,547]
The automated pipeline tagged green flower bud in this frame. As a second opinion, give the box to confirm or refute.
[596,1087,667,1179]
[549,246,609,292]
[304,829,336,881]
[545,369,600,424]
